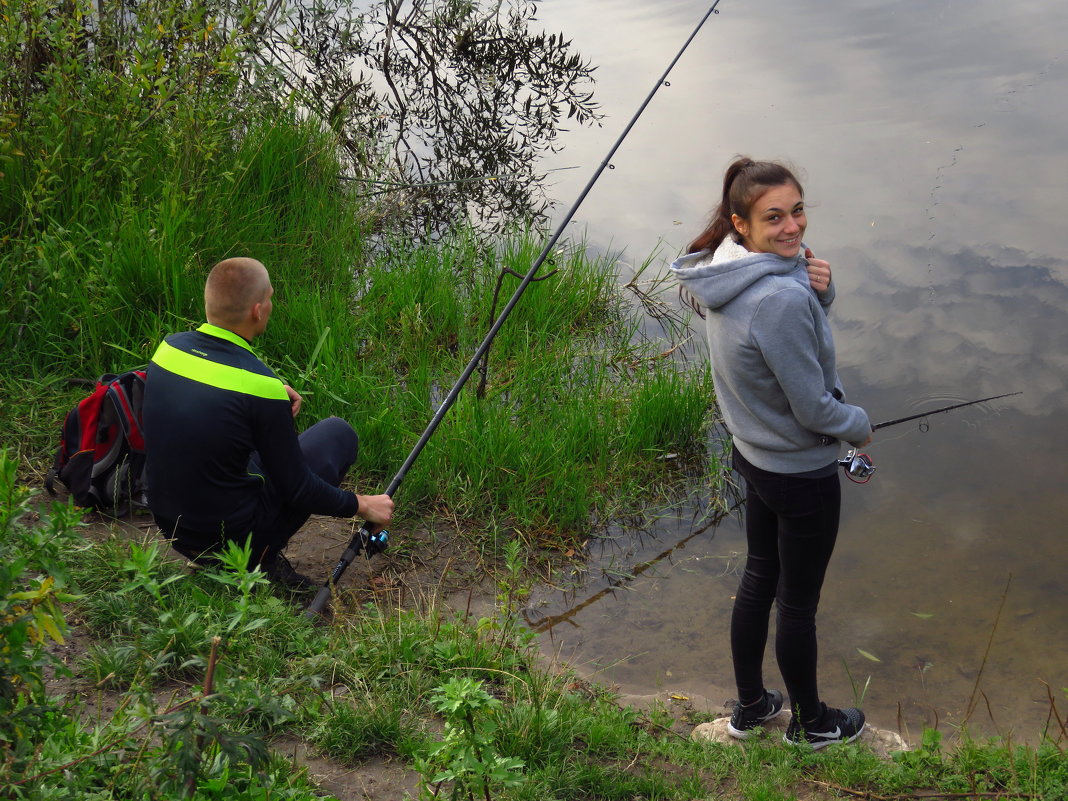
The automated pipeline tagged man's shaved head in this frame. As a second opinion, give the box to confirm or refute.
[204,258,272,328]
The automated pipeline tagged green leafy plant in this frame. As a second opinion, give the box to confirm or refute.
[417,676,526,800]
[0,449,83,767]
[201,537,273,638]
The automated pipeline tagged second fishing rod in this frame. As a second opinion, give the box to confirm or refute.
[304,2,725,617]
[838,391,1022,483]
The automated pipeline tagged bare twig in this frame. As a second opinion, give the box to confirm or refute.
[475,265,559,399]
[1040,679,1067,747]
[962,574,1012,728]
[185,635,222,796]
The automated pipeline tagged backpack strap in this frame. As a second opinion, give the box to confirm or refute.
[106,370,148,452]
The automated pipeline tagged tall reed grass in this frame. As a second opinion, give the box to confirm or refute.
[2,100,714,541]
[3,0,715,543]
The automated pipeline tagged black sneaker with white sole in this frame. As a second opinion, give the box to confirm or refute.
[783,703,865,749]
[727,688,784,739]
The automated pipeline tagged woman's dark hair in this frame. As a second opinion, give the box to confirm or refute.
[687,156,804,254]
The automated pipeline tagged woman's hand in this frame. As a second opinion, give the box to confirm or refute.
[805,248,832,293]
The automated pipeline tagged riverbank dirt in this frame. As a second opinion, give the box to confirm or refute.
[52,509,907,801]
[49,510,527,800]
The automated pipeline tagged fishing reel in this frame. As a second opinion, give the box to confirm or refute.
[360,527,389,556]
[839,449,876,483]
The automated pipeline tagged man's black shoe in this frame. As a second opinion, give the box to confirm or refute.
[263,553,318,592]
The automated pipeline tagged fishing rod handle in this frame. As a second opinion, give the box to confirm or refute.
[306,586,332,618]
[303,539,363,618]
[303,524,390,617]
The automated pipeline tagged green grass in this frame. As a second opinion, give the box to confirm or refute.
[2,459,1066,799]
[3,0,715,541]
[2,105,715,540]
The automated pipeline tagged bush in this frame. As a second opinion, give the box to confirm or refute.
[0,449,83,773]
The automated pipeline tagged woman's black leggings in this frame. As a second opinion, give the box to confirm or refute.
[730,449,841,724]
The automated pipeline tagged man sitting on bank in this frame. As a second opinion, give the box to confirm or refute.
[143,257,393,590]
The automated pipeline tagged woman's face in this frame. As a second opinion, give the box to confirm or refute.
[732,183,806,258]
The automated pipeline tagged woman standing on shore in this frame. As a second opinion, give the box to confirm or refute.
[671,157,873,749]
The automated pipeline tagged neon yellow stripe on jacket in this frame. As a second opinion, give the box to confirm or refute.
[196,322,255,352]
[150,340,289,400]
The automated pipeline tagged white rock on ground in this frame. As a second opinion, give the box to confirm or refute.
[690,708,910,758]
[614,689,910,759]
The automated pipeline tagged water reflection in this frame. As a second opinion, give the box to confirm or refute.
[524,496,741,633]
[530,0,1068,743]
[836,243,1068,408]
[532,238,1068,742]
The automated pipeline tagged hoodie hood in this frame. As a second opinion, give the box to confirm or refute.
[669,237,808,311]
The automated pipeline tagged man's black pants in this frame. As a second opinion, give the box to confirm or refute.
[165,417,359,566]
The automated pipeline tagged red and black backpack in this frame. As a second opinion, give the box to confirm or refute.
[45,370,148,516]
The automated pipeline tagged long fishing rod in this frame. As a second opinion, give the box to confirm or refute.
[839,392,1021,483]
[305,2,725,617]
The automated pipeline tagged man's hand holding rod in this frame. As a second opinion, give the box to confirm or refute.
[356,494,394,527]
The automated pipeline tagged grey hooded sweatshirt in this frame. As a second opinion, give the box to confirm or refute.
[671,238,871,474]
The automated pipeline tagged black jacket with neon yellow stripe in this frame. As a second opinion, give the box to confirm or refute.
[143,323,358,538]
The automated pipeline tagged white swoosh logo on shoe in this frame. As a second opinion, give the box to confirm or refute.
[814,726,841,738]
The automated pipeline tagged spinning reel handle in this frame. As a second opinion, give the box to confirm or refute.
[839,448,876,483]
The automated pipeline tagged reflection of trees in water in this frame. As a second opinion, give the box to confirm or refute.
[273,0,602,232]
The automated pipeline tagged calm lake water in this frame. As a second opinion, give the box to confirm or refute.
[524,0,1068,743]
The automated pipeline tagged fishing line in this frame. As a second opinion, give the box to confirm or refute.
[306,1,725,617]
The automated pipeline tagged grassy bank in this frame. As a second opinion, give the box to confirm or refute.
[3,460,1065,799]
[1,0,714,539]
[1,103,715,536]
